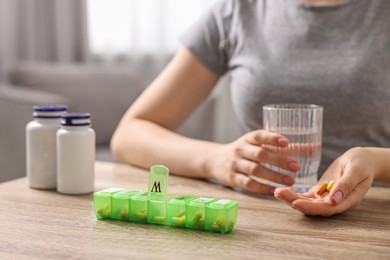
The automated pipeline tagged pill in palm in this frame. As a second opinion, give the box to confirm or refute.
[316,183,328,195]
[327,180,334,192]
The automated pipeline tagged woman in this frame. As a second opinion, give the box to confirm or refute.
[111,0,390,215]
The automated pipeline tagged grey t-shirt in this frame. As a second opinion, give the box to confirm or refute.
[180,0,390,176]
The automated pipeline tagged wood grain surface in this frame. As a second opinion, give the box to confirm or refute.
[0,161,389,259]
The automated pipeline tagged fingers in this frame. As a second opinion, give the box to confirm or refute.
[239,145,300,172]
[328,164,369,205]
[272,147,377,216]
[226,130,301,194]
[231,173,276,195]
[246,130,289,147]
[274,187,338,216]
[234,158,295,186]
[274,187,309,204]
[288,192,362,216]
[274,185,366,216]
[290,199,338,216]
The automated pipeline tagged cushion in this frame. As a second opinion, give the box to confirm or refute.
[9,62,147,145]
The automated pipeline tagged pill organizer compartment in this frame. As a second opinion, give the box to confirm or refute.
[185,197,217,230]
[166,195,197,227]
[129,191,149,223]
[111,190,143,220]
[94,188,126,219]
[147,199,167,224]
[205,199,238,234]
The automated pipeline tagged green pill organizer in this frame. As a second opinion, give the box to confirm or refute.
[94,165,238,234]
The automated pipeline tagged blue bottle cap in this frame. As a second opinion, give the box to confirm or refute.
[61,113,91,126]
[32,105,68,118]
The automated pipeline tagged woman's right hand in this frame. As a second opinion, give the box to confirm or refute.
[206,129,300,195]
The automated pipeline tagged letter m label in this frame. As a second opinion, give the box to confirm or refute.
[151,181,161,193]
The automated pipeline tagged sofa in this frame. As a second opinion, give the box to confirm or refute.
[0,62,217,183]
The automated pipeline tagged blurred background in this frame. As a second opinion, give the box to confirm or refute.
[0,0,217,82]
[0,0,240,183]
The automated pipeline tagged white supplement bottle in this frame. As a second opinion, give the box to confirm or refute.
[57,113,95,194]
[26,105,68,189]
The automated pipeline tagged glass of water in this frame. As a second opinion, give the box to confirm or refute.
[263,104,323,193]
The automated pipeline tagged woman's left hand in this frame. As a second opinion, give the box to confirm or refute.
[273,147,378,216]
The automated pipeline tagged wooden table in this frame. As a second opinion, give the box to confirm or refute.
[1,161,389,259]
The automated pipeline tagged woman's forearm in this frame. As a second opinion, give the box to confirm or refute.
[111,119,221,179]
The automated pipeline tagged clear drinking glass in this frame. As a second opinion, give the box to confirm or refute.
[263,104,323,193]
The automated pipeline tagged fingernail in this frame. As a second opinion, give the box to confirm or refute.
[332,191,343,205]
[277,137,289,146]
[283,175,295,186]
[288,161,300,171]
[290,203,300,211]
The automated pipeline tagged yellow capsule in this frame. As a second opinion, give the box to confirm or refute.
[192,211,205,227]
[197,218,205,227]
[215,217,225,226]
[172,216,185,226]
[98,204,110,216]
[316,183,328,195]
[97,208,104,215]
[220,222,226,229]
[192,211,203,223]
[327,180,335,192]
[154,215,166,222]
[120,206,129,218]
[135,211,147,221]
[194,211,202,219]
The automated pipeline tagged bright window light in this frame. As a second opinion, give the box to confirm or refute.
[87,0,216,56]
